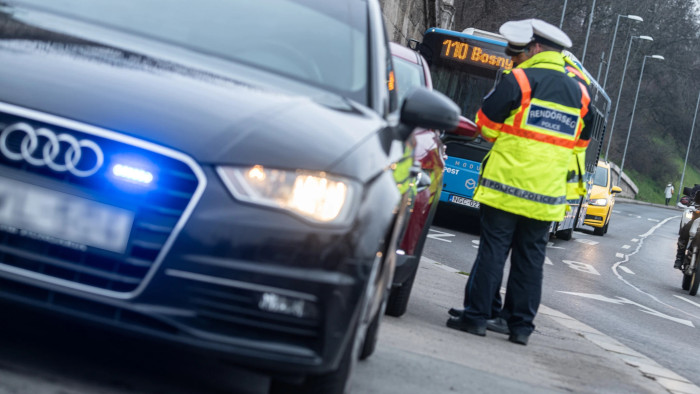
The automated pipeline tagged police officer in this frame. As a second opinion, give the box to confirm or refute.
[446,19,592,346]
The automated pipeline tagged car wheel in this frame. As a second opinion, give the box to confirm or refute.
[603,220,609,234]
[593,224,605,236]
[359,299,384,360]
[556,227,573,240]
[384,260,418,317]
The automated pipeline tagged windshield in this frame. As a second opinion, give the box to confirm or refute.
[430,65,497,120]
[13,0,369,104]
[593,166,609,187]
[392,56,425,107]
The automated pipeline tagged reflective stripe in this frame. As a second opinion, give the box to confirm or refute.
[512,69,531,127]
[481,178,567,205]
[494,123,578,148]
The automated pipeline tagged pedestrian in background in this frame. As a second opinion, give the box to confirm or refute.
[446,19,592,346]
[664,182,675,206]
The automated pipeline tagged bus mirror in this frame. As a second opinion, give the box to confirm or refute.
[448,116,479,138]
[399,86,460,140]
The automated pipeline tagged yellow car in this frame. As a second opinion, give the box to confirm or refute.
[584,160,622,235]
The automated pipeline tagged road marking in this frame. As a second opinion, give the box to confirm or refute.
[648,218,660,222]
[621,245,631,249]
[545,256,553,265]
[471,240,479,249]
[631,238,639,242]
[575,238,599,245]
[674,295,700,309]
[547,241,565,249]
[616,253,625,258]
[618,266,635,275]
[611,215,700,321]
[562,260,600,275]
[427,229,454,243]
[558,291,693,327]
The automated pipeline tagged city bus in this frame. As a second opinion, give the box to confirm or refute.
[416,27,611,239]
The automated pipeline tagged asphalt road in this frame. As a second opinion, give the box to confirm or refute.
[420,201,700,388]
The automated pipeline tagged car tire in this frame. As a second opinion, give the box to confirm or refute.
[556,227,573,241]
[384,261,418,317]
[593,225,605,236]
[359,301,383,360]
[603,220,609,234]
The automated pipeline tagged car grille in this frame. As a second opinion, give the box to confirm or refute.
[0,105,201,295]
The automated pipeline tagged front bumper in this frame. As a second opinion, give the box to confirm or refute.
[583,204,609,228]
[0,104,400,377]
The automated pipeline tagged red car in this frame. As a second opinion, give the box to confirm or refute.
[386,42,446,316]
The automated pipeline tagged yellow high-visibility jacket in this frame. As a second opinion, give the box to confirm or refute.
[474,51,591,221]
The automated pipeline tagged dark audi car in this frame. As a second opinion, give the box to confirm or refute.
[0,0,459,392]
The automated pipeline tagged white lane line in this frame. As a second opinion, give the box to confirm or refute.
[545,256,553,265]
[612,215,700,320]
[648,218,660,222]
[576,238,599,245]
[616,253,625,258]
[619,266,635,275]
[427,229,454,243]
[631,238,639,242]
[674,295,700,309]
[621,245,631,249]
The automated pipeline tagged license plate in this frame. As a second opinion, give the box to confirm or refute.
[449,195,480,208]
[0,177,134,253]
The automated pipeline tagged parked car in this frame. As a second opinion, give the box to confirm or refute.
[385,42,447,317]
[583,160,622,235]
[0,1,459,393]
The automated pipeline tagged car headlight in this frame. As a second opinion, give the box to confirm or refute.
[217,165,357,224]
[590,198,608,206]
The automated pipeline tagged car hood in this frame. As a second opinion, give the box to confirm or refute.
[0,12,384,176]
[589,185,611,200]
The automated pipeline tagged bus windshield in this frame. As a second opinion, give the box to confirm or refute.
[419,28,510,120]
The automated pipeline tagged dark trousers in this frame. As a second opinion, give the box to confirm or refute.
[462,204,550,336]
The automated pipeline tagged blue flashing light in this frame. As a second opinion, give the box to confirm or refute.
[112,164,154,184]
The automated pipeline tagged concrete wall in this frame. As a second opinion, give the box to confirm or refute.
[608,162,639,199]
[379,0,455,45]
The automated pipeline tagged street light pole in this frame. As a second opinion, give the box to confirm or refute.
[617,55,664,186]
[581,0,596,65]
[678,90,700,203]
[602,14,643,90]
[604,35,653,162]
[560,0,568,29]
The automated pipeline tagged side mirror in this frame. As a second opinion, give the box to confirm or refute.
[398,86,459,140]
[611,186,622,194]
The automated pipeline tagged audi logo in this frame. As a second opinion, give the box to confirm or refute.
[0,122,104,177]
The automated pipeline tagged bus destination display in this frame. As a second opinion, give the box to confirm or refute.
[441,39,512,70]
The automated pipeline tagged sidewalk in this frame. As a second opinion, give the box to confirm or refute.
[353,256,700,394]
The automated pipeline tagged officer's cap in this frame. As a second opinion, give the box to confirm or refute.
[499,19,572,56]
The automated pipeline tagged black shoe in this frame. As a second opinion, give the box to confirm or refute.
[486,317,510,335]
[675,257,683,269]
[508,333,529,346]
[446,316,486,336]
[448,307,462,317]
